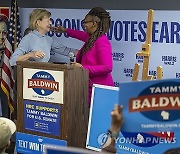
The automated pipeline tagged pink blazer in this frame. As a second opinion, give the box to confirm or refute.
[66,29,114,102]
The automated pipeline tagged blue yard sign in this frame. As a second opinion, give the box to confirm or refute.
[86,84,119,151]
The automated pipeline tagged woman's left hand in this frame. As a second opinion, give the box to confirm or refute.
[50,25,67,33]
[71,62,83,68]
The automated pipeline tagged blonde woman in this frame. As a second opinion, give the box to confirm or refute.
[10,9,75,66]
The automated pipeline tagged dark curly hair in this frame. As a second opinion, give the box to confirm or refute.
[79,7,111,61]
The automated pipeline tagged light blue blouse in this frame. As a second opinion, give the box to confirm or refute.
[10,30,74,66]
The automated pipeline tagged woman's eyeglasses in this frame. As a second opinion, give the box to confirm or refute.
[82,20,93,24]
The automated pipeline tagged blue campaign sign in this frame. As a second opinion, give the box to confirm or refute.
[117,131,180,154]
[86,83,180,154]
[86,84,119,151]
[24,100,61,136]
[16,132,67,154]
[119,79,180,132]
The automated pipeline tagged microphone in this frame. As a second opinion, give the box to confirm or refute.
[69,52,75,62]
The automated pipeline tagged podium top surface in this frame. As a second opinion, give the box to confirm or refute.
[16,61,74,70]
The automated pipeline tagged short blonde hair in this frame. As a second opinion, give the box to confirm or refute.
[29,9,51,30]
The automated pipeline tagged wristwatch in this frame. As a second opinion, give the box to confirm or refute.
[108,129,119,139]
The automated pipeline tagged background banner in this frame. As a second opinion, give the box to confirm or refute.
[19,8,180,86]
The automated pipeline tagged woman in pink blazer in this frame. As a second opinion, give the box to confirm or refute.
[57,7,114,105]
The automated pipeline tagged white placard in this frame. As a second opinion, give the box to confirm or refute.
[23,68,64,104]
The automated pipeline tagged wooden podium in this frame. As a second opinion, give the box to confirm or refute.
[16,61,89,148]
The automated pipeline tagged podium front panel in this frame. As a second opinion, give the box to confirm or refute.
[17,61,89,148]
